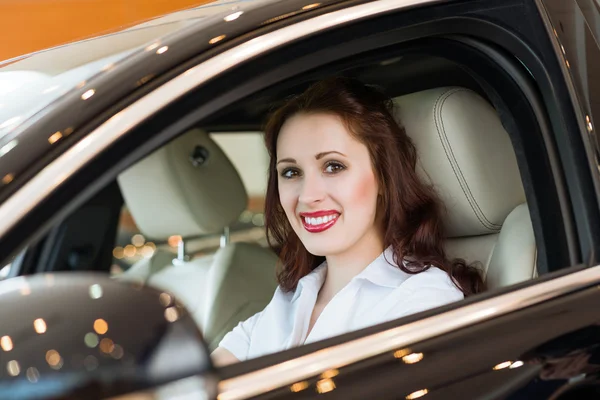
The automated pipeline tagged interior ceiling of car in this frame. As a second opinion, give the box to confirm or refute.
[202,53,487,132]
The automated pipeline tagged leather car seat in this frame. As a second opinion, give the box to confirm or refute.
[116,128,278,350]
[394,87,537,288]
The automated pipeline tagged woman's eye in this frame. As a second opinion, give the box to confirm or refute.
[324,161,345,174]
[280,168,300,179]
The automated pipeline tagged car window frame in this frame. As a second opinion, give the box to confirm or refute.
[0,0,598,397]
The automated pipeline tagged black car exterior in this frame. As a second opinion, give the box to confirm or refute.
[1,0,600,399]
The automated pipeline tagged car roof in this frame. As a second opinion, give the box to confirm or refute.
[0,0,271,135]
[0,0,348,137]
[0,0,268,73]
[0,0,353,200]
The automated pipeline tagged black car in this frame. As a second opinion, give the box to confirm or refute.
[0,0,599,398]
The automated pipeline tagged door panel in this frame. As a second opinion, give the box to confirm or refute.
[242,273,600,399]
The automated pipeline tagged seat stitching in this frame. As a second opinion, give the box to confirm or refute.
[433,88,501,232]
[438,90,502,229]
[433,88,492,231]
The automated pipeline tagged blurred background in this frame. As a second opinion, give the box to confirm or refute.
[0,0,226,62]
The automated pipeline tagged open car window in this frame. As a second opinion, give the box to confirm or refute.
[103,51,543,361]
[17,49,570,366]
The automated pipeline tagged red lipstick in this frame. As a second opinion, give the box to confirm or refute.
[299,210,340,233]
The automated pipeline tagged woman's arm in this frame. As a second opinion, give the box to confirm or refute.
[211,347,241,367]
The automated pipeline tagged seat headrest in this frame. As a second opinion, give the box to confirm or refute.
[393,87,525,237]
[117,129,248,239]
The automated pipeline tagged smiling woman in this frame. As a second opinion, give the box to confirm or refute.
[212,77,485,366]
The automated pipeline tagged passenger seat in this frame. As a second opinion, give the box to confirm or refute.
[116,128,278,350]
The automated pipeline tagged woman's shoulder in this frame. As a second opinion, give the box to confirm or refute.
[378,266,464,321]
[400,266,464,299]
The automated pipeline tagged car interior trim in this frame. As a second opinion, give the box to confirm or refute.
[0,0,441,241]
[217,263,600,400]
[534,0,600,209]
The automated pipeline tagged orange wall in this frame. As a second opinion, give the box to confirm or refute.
[0,0,212,62]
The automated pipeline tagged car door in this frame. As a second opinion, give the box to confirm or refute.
[0,0,600,399]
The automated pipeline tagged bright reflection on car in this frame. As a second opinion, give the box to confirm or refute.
[165,306,179,322]
[209,35,227,44]
[402,352,424,364]
[321,369,339,379]
[316,378,336,394]
[6,360,20,376]
[1,335,12,351]
[224,11,243,22]
[509,360,524,369]
[290,381,309,392]
[394,348,411,358]
[48,131,63,144]
[89,283,103,299]
[302,3,321,9]
[406,389,428,399]
[81,89,95,100]
[94,318,108,335]
[493,361,512,370]
[33,318,47,334]
[2,174,13,185]
[159,292,173,307]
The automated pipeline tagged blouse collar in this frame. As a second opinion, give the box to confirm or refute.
[291,246,412,302]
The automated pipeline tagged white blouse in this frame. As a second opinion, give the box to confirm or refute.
[219,247,464,361]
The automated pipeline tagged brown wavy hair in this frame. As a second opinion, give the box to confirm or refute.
[263,77,485,296]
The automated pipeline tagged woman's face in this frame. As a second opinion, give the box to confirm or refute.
[276,113,383,257]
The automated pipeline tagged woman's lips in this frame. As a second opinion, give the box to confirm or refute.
[300,212,340,233]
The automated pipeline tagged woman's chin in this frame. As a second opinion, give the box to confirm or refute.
[302,240,347,258]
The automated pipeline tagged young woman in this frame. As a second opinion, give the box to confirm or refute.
[212,77,484,366]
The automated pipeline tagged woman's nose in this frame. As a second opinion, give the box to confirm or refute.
[298,174,326,204]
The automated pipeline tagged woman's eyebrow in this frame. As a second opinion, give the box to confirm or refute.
[276,151,346,165]
[276,158,296,165]
[316,151,346,159]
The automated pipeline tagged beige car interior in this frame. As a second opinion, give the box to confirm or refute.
[114,85,535,352]
[116,129,278,350]
[394,87,537,288]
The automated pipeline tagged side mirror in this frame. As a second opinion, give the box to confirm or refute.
[0,273,217,399]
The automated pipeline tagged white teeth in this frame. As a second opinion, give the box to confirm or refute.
[304,214,338,226]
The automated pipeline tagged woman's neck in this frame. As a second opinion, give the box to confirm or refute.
[320,233,385,299]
